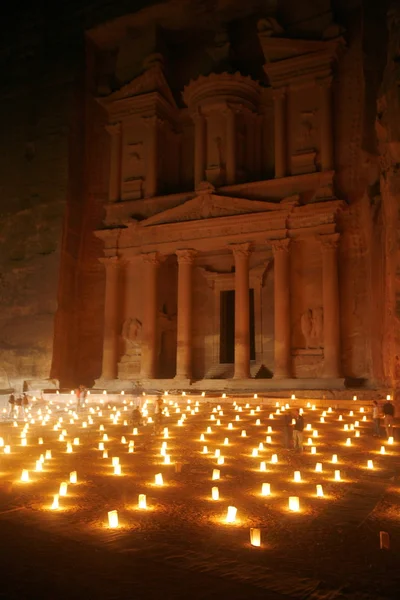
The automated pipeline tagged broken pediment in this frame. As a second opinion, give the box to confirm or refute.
[140,194,286,227]
[98,59,177,111]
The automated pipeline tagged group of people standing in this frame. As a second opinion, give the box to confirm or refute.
[7,393,29,418]
[372,398,396,439]
[283,409,305,452]
[282,398,397,452]
[130,395,164,434]
[75,385,88,410]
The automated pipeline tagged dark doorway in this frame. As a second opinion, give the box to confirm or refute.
[220,289,255,363]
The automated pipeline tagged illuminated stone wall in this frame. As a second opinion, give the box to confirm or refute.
[0,0,397,393]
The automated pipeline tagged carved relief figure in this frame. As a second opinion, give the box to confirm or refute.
[296,110,318,151]
[211,136,224,168]
[121,318,142,356]
[125,142,144,180]
[236,118,246,175]
[301,307,323,349]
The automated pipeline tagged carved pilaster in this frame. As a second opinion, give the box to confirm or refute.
[143,116,163,198]
[99,256,121,379]
[176,249,197,379]
[192,110,206,189]
[230,242,252,378]
[225,105,236,185]
[318,77,334,172]
[319,233,341,377]
[271,237,291,378]
[140,251,162,378]
[105,122,122,202]
[272,88,287,178]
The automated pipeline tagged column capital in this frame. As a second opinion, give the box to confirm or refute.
[317,76,333,89]
[190,107,204,122]
[320,233,340,251]
[99,256,120,269]
[230,242,252,259]
[272,87,287,102]
[271,238,290,254]
[223,102,241,116]
[105,123,121,137]
[143,115,163,129]
[176,249,197,264]
[141,251,163,266]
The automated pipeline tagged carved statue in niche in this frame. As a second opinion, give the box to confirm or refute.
[121,318,142,358]
[211,136,224,169]
[125,142,144,180]
[300,307,323,349]
[296,110,318,152]
[236,118,246,176]
[206,129,225,186]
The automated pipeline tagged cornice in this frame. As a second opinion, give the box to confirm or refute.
[183,72,262,112]
[100,90,179,125]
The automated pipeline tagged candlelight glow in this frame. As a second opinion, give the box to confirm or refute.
[250,528,261,547]
[138,494,147,509]
[21,469,29,482]
[212,469,220,481]
[261,482,271,496]
[108,510,118,528]
[211,486,219,500]
[226,506,237,523]
[288,496,300,512]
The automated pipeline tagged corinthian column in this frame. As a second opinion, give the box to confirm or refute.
[105,123,122,202]
[271,239,291,378]
[231,242,252,379]
[320,233,341,377]
[226,106,236,185]
[319,77,334,171]
[144,116,159,198]
[193,110,206,189]
[272,88,287,178]
[100,256,120,380]
[140,252,161,379]
[175,249,197,380]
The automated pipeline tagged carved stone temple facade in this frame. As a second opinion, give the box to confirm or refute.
[3,0,400,395]
[93,21,348,391]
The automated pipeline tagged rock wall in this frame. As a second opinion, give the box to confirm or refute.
[0,73,73,391]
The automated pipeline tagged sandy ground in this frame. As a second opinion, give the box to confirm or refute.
[0,398,399,600]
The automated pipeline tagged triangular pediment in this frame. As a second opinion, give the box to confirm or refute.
[140,193,287,227]
[99,63,177,109]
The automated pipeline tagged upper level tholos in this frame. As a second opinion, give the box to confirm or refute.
[96,18,344,205]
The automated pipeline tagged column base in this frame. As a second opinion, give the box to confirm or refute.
[323,372,341,379]
[173,376,192,387]
[273,372,291,379]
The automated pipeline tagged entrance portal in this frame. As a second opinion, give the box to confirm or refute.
[219,289,255,364]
